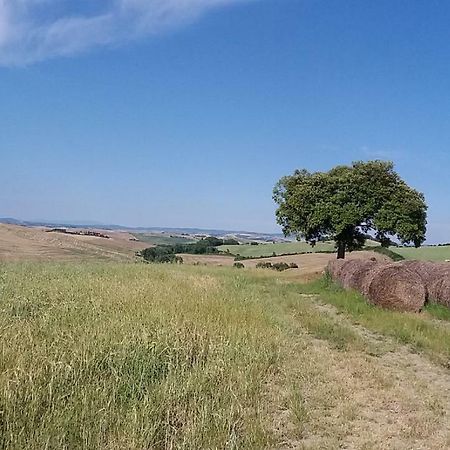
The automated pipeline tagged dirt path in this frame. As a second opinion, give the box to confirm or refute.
[271,294,450,449]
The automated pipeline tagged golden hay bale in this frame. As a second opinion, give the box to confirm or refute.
[344,260,381,293]
[427,269,450,306]
[429,277,450,307]
[425,264,450,282]
[326,259,346,281]
[397,260,437,284]
[396,261,450,306]
[339,259,374,289]
[364,264,426,312]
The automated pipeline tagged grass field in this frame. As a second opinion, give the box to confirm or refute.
[219,241,336,257]
[132,233,196,246]
[394,245,450,261]
[2,262,450,448]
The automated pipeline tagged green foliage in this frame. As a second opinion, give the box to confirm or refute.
[255,261,293,272]
[202,236,224,247]
[372,246,404,261]
[141,238,226,263]
[272,262,290,271]
[223,238,240,245]
[233,262,245,269]
[425,303,450,322]
[256,262,273,269]
[140,246,176,262]
[273,161,427,258]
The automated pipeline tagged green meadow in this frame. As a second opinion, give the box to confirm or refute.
[394,245,450,261]
[218,241,335,258]
[2,262,450,448]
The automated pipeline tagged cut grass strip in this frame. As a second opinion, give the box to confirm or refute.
[296,276,450,366]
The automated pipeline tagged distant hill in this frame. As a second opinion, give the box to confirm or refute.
[0,217,287,242]
[0,218,23,225]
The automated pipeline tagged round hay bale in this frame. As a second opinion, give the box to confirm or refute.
[345,260,381,293]
[326,259,346,281]
[339,259,373,290]
[365,264,426,312]
[428,269,450,306]
[397,260,437,284]
[428,275,450,307]
[396,261,437,301]
[397,261,450,305]
[425,264,450,282]
[358,262,390,297]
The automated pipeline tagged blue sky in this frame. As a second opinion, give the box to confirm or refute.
[1,0,449,241]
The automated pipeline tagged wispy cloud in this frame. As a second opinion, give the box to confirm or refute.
[360,145,405,161]
[0,0,250,66]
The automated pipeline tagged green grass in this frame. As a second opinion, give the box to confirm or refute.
[219,241,335,258]
[425,303,450,321]
[394,245,450,261]
[132,233,196,246]
[0,263,275,448]
[0,262,368,449]
[298,276,450,365]
[2,262,450,448]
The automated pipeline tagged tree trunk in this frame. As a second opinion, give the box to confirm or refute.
[337,241,346,259]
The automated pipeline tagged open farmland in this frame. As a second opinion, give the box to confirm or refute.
[0,224,148,262]
[132,233,196,246]
[2,262,450,449]
[219,241,336,257]
[394,245,450,261]
[178,250,389,282]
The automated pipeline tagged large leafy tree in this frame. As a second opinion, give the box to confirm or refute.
[273,161,427,259]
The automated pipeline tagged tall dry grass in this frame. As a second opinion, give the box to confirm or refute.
[0,263,281,449]
[2,263,450,449]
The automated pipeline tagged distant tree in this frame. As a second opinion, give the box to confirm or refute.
[233,262,245,269]
[202,237,224,247]
[273,161,427,259]
[223,239,240,245]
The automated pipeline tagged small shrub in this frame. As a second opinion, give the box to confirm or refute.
[289,263,299,269]
[233,262,245,269]
[272,262,290,272]
[256,262,273,269]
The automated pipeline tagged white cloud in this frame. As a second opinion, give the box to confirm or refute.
[0,0,250,65]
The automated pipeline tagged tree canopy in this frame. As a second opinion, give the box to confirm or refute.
[273,161,427,259]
